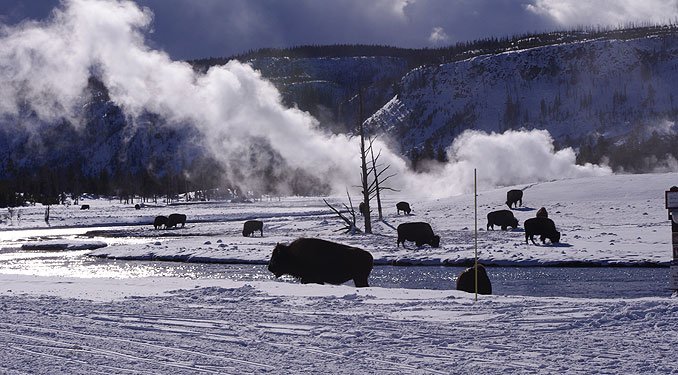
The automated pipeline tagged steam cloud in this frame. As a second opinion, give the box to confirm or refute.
[0,0,611,199]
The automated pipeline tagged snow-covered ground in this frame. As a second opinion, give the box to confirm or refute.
[0,172,676,373]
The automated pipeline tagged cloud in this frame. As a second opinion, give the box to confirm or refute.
[525,0,678,27]
[428,26,449,44]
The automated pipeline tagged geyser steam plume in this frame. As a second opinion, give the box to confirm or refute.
[0,0,611,198]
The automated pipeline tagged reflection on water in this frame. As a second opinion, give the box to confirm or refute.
[0,249,670,298]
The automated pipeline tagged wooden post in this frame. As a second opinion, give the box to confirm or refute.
[666,186,678,293]
[474,168,478,302]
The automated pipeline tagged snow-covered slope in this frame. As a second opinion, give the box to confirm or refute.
[367,34,678,159]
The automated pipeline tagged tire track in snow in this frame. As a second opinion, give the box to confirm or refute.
[0,321,271,374]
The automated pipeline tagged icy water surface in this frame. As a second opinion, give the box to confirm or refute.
[0,250,670,298]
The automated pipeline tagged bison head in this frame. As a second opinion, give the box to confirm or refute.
[430,235,441,248]
[511,218,519,229]
[268,243,289,278]
[552,231,561,243]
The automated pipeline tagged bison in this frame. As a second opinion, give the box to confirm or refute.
[396,201,411,215]
[134,204,141,210]
[153,215,168,230]
[486,210,519,230]
[536,207,548,218]
[80,204,90,210]
[267,238,373,287]
[166,213,187,229]
[524,217,561,245]
[243,220,264,237]
[397,222,440,248]
[456,263,492,295]
[358,202,368,216]
[506,189,523,209]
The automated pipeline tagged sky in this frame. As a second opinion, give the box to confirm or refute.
[1,0,678,60]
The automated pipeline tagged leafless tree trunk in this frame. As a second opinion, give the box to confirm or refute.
[358,90,372,234]
[367,136,398,221]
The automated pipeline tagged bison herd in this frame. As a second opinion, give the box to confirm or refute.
[153,213,187,230]
[488,189,562,246]
[143,191,563,295]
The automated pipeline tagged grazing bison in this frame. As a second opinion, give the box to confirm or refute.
[486,210,519,230]
[166,213,187,229]
[397,222,440,248]
[243,220,264,237]
[456,264,492,295]
[358,202,368,216]
[80,204,90,210]
[396,201,411,215]
[134,204,141,210]
[506,189,523,209]
[536,207,548,218]
[268,238,373,287]
[153,215,168,230]
[524,217,561,245]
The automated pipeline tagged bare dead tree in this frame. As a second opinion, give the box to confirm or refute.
[366,136,399,220]
[357,90,372,234]
[323,189,361,234]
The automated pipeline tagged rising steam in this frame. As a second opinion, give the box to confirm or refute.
[0,0,611,199]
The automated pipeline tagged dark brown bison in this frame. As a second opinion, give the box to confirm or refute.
[80,204,90,210]
[153,215,168,230]
[166,213,187,228]
[486,210,519,230]
[536,207,548,218]
[524,217,561,245]
[358,202,368,216]
[506,189,523,209]
[243,220,263,237]
[134,204,141,210]
[456,263,492,295]
[396,201,411,215]
[397,222,440,248]
[267,238,373,287]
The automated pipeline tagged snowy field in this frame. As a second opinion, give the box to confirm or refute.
[0,172,677,373]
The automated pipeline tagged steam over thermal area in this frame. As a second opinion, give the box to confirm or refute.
[0,0,610,198]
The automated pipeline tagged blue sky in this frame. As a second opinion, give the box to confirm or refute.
[1,0,677,60]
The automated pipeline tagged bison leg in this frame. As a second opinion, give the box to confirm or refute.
[487,223,493,230]
[353,276,369,288]
[501,225,507,230]
[260,229,263,237]
[300,278,324,285]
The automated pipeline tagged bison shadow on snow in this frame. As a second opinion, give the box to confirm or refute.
[511,207,535,212]
[268,238,374,287]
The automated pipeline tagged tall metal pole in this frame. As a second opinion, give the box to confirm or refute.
[474,168,478,302]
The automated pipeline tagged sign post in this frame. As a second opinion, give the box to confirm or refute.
[666,186,678,293]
